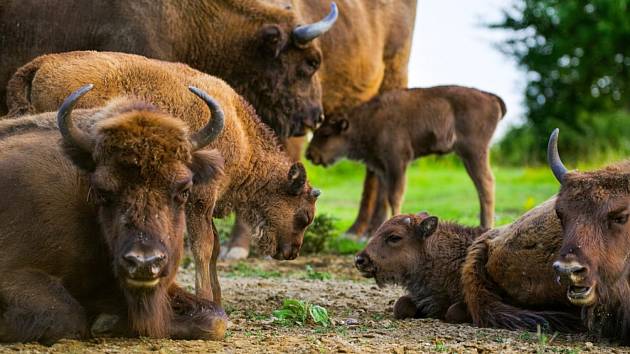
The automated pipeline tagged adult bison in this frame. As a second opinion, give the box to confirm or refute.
[0,86,227,344]
[2,51,320,300]
[550,129,630,342]
[0,0,340,138]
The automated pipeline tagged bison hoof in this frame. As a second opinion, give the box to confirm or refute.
[393,295,418,319]
[91,313,121,337]
[222,247,249,260]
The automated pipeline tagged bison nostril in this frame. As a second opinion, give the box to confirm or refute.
[355,254,366,267]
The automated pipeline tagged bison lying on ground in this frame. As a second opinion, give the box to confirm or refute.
[0,86,227,344]
[549,129,630,342]
[462,198,582,332]
[307,86,505,230]
[355,212,485,322]
[357,202,582,332]
[3,51,320,300]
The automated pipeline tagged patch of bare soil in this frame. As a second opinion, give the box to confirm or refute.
[2,255,629,353]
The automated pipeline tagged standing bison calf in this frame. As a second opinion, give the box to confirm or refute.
[307,86,505,231]
[357,202,582,332]
[0,86,227,344]
[549,129,630,342]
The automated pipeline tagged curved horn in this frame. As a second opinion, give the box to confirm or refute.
[547,128,568,184]
[57,84,95,153]
[311,188,321,198]
[292,2,338,45]
[188,86,225,151]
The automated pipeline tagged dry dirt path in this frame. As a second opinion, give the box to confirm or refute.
[1,256,628,353]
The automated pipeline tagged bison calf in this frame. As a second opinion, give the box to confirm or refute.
[549,129,630,342]
[307,86,504,230]
[0,86,227,344]
[355,212,486,321]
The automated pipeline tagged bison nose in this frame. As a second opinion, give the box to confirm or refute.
[553,260,587,277]
[123,249,166,278]
[355,252,370,269]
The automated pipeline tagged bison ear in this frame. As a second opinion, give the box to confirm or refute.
[415,216,438,239]
[258,25,287,58]
[287,162,307,195]
[190,149,224,185]
[61,143,96,172]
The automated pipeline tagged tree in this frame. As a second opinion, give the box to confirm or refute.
[493,0,630,164]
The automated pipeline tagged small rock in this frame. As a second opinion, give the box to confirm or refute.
[585,342,594,348]
[345,318,360,326]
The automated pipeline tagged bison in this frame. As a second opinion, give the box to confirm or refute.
[355,212,485,322]
[356,201,582,332]
[0,86,228,344]
[2,51,320,300]
[462,197,582,332]
[0,0,342,138]
[307,86,505,229]
[550,129,630,342]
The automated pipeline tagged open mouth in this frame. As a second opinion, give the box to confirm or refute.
[126,278,160,288]
[567,284,596,305]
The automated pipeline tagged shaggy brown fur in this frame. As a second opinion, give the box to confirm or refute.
[307,86,505,229]
[2,51,319,299]
[355,213,486,322]
[553,160,630,342]
[0,98,227,344]
[462,198,582,333]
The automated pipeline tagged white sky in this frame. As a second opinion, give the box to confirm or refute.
[408,0,524,140]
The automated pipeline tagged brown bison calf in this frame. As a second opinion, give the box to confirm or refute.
[549,129,630,342]
[4,51,320,299]
[0,86,227,344]
[307,86,505,231]
[355,212,486,321]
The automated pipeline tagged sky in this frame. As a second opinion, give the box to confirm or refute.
[408,0,524,140]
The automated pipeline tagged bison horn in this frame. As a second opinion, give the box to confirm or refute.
[188,86,225,151]
[547,128,568,184]
[57,84,95,153]
[292,2,338,45]
[311,189,321,198]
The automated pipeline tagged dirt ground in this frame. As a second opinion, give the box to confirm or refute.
[2,255,629,353]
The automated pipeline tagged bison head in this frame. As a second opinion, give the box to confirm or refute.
[220,3,338,140]
[241,162,319,260]
[56,85,224,336]
[355,212,439,287]
[550,129,630,309]
[305,113,350,167]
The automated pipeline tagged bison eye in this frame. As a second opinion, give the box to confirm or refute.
[174,183,193,205]
[610,213,629,225]
[386,235,402,245]
[307,57,320,70]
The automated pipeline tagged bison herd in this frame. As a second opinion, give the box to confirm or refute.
[0,0,628,348]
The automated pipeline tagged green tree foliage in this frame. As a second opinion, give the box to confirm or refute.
[494,0,630,164]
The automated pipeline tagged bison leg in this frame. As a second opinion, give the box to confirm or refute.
[393,295,418,319]
[0,269,88,345]
[444,301,471,323]
[364,179,389,237]
[210,221,222,305]
[222,215,251,260]
[346,168,380,236]
[460,149,495,228]
[384,164,407,216]
[168,285,227,340]
[186,193,217,301]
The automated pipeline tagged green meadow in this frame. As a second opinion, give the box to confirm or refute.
[304,156,561,231]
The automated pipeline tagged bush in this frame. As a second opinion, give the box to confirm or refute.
[301,214,366,255]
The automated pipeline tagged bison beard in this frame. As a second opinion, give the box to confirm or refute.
[582,269,630,341]
[123,285,171,338]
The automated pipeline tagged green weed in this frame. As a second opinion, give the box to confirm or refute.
[272,299,331,327]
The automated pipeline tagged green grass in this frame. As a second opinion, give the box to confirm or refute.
[305,155,560,230]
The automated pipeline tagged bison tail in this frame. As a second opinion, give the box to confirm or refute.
[462,237,582,333]
[5,56,46,118]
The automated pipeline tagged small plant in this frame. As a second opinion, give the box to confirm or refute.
[536,324,558,354]
[433,339,448,352]
[304,265,332,280]
[301,214,339,254]
[272,299,331,327]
